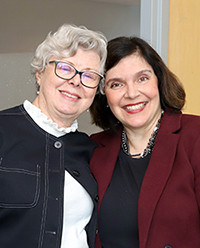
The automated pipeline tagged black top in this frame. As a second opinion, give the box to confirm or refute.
[98,148,151,248]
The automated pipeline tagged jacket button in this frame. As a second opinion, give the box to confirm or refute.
[95,194,99,202]
[72,170,80,177]
[165,245,172,248]
[54,141,62,149]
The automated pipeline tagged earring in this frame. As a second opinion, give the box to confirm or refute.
[37,83,40,95]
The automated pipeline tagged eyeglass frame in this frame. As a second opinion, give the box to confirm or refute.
[48,60,103,89]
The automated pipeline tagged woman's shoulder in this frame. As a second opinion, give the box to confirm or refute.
[71,130,97,146]
[174,112,200,139]
[0,104,24,116]
[162,111,200,133]
[181,113,200,128]
[90,126,122,144]
[90,130,108,143]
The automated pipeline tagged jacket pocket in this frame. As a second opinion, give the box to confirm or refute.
[0,157,41,208]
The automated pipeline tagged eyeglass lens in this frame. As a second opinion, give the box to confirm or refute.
[56,61,101,88]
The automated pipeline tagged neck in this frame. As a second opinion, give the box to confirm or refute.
[32,97,74,129]
[124,130,150,157]
[122,110,164,158]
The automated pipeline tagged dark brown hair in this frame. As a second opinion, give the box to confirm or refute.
[90,36,185,133]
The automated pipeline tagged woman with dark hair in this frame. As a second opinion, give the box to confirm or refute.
[90,36,200,248]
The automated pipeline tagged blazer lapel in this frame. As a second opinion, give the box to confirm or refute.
[90,130,121,210]
[138,112,181,248]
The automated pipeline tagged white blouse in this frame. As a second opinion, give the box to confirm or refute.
[24,100,93,248]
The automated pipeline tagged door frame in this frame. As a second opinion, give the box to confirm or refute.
[140,0,169,64]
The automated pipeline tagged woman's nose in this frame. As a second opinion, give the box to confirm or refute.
[124,83,139,99]
[68,74,81,87]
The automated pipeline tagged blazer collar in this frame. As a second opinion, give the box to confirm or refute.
[138,111,182,248]
[90,128,122,210]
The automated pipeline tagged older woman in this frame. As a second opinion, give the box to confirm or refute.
[90,37,200,248]
[0,24,107,248]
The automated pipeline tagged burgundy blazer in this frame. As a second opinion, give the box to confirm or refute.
[90,111,200,248]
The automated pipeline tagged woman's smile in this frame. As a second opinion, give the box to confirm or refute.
[123,102,147,112]
[60,90,80,100]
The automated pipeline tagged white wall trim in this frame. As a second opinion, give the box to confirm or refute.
[140,0,169,64]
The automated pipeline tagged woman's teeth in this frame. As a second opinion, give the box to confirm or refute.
[125,102,146,111]
[61,91,79,99]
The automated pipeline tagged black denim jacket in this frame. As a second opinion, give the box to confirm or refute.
[0,105,98,248]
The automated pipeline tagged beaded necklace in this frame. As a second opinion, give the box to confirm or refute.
[121,110,164,158]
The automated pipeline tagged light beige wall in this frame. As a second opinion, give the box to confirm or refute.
[168,0,200,115]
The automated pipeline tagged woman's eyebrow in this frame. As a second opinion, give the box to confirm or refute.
[134,69,153,77]
[105,77,124,85]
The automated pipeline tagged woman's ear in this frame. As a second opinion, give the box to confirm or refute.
[36,71,41,84]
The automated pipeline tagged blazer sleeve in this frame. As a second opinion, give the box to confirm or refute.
[190,131,200,209]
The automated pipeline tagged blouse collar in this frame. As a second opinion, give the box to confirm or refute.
[23,100,78,137]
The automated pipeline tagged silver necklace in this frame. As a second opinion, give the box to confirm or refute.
[121,110,164,158]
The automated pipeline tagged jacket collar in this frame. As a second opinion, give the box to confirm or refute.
[90,128,122,210]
